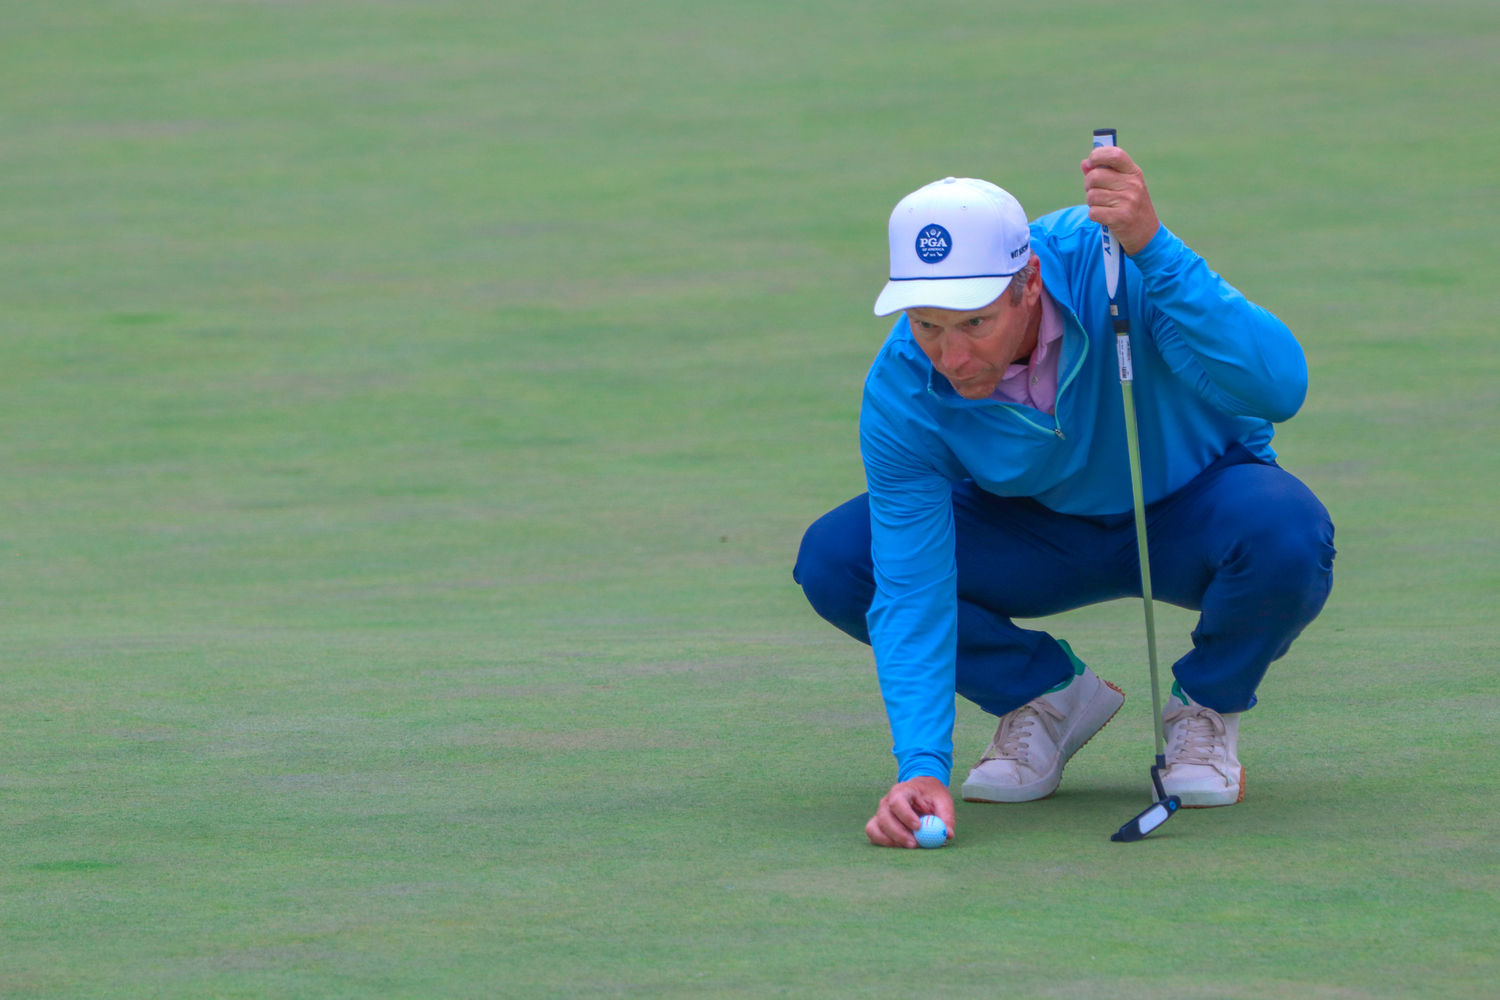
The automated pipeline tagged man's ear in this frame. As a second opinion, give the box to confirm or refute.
[1025,256,1044,305]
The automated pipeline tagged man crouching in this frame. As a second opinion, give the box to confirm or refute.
[793,146,1334,847]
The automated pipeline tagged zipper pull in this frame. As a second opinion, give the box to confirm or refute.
[1054,427,1066,440]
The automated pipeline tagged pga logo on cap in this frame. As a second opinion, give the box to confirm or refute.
[915,224,952,264]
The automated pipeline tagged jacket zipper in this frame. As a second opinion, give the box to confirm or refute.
[1048,305,1091,442]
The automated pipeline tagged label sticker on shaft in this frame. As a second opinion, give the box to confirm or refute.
[1117,335,1134,381]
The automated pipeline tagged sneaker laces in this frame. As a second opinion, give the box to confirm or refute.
[1163,703,1231,782]
[980,699,1065,766]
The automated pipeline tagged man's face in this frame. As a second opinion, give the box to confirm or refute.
[906,272,1041,400]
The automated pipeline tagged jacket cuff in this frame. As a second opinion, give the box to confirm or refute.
[896,750,952,785]
[1126,222,1182,273]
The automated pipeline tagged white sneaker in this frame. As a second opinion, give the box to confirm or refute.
[1160,684,1244,807]
[960,646,1125,803]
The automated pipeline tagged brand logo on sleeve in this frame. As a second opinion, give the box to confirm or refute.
[915,224,952,263]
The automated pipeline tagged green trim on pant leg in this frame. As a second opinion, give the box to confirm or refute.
[1171,678,1187,704]
[1043,639,1088,693]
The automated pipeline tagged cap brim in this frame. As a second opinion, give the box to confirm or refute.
[873,276,1014,317]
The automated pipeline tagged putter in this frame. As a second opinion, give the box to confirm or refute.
[1092,128,1183,843]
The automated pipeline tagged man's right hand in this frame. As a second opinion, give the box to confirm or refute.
[865,776,956,848]
[1079,144,1161,256]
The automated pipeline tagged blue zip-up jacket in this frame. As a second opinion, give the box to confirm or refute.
[860,206,1307,784]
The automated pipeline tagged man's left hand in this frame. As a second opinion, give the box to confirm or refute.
[1080,145,1161,255]
[865,776,956,849]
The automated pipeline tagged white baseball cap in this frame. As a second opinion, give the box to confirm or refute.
[872,177,1034,317]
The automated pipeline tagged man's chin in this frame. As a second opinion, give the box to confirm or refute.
[951,380,998,400]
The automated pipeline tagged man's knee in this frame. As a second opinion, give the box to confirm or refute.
[1217,470,1335,602]
[793,494,874,642]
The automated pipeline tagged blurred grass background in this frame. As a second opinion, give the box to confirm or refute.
[0,1,1496,997]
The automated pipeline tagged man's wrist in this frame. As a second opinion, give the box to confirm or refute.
[1124,220,1165,259]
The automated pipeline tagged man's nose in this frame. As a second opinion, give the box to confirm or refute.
[940,335,970,372]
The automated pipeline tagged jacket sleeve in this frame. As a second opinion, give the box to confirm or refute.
[860,390,956,784]
[1130,225,1308,422]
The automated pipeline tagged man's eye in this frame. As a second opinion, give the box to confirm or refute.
[968,318,983,327]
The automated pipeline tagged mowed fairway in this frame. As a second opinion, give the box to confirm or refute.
[1,1,1497,997]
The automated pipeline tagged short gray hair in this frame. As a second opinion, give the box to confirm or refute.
[1007,257,1039,304]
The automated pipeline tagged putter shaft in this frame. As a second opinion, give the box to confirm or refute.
[1120,378,1165,760]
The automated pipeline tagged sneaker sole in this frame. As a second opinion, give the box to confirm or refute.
[1177,765,1247,808]
[960,679,1126,804]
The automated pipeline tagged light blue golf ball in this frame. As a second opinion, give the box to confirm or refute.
[915,814,947,849]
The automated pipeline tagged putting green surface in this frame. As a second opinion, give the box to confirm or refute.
[2,1,1497,997]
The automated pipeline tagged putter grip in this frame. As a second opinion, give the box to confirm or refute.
[1092,127,1126,308]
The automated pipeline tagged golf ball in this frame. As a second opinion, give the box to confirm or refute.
[915,814,947,849]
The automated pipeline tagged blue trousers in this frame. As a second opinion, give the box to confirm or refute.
[793,447,1335,718]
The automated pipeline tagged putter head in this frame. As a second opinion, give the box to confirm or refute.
[1111,795,1181,843]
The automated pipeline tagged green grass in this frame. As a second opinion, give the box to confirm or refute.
[1,1,1497,997]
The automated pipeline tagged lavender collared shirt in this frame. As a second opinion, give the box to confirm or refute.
[988,287,1064,415]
